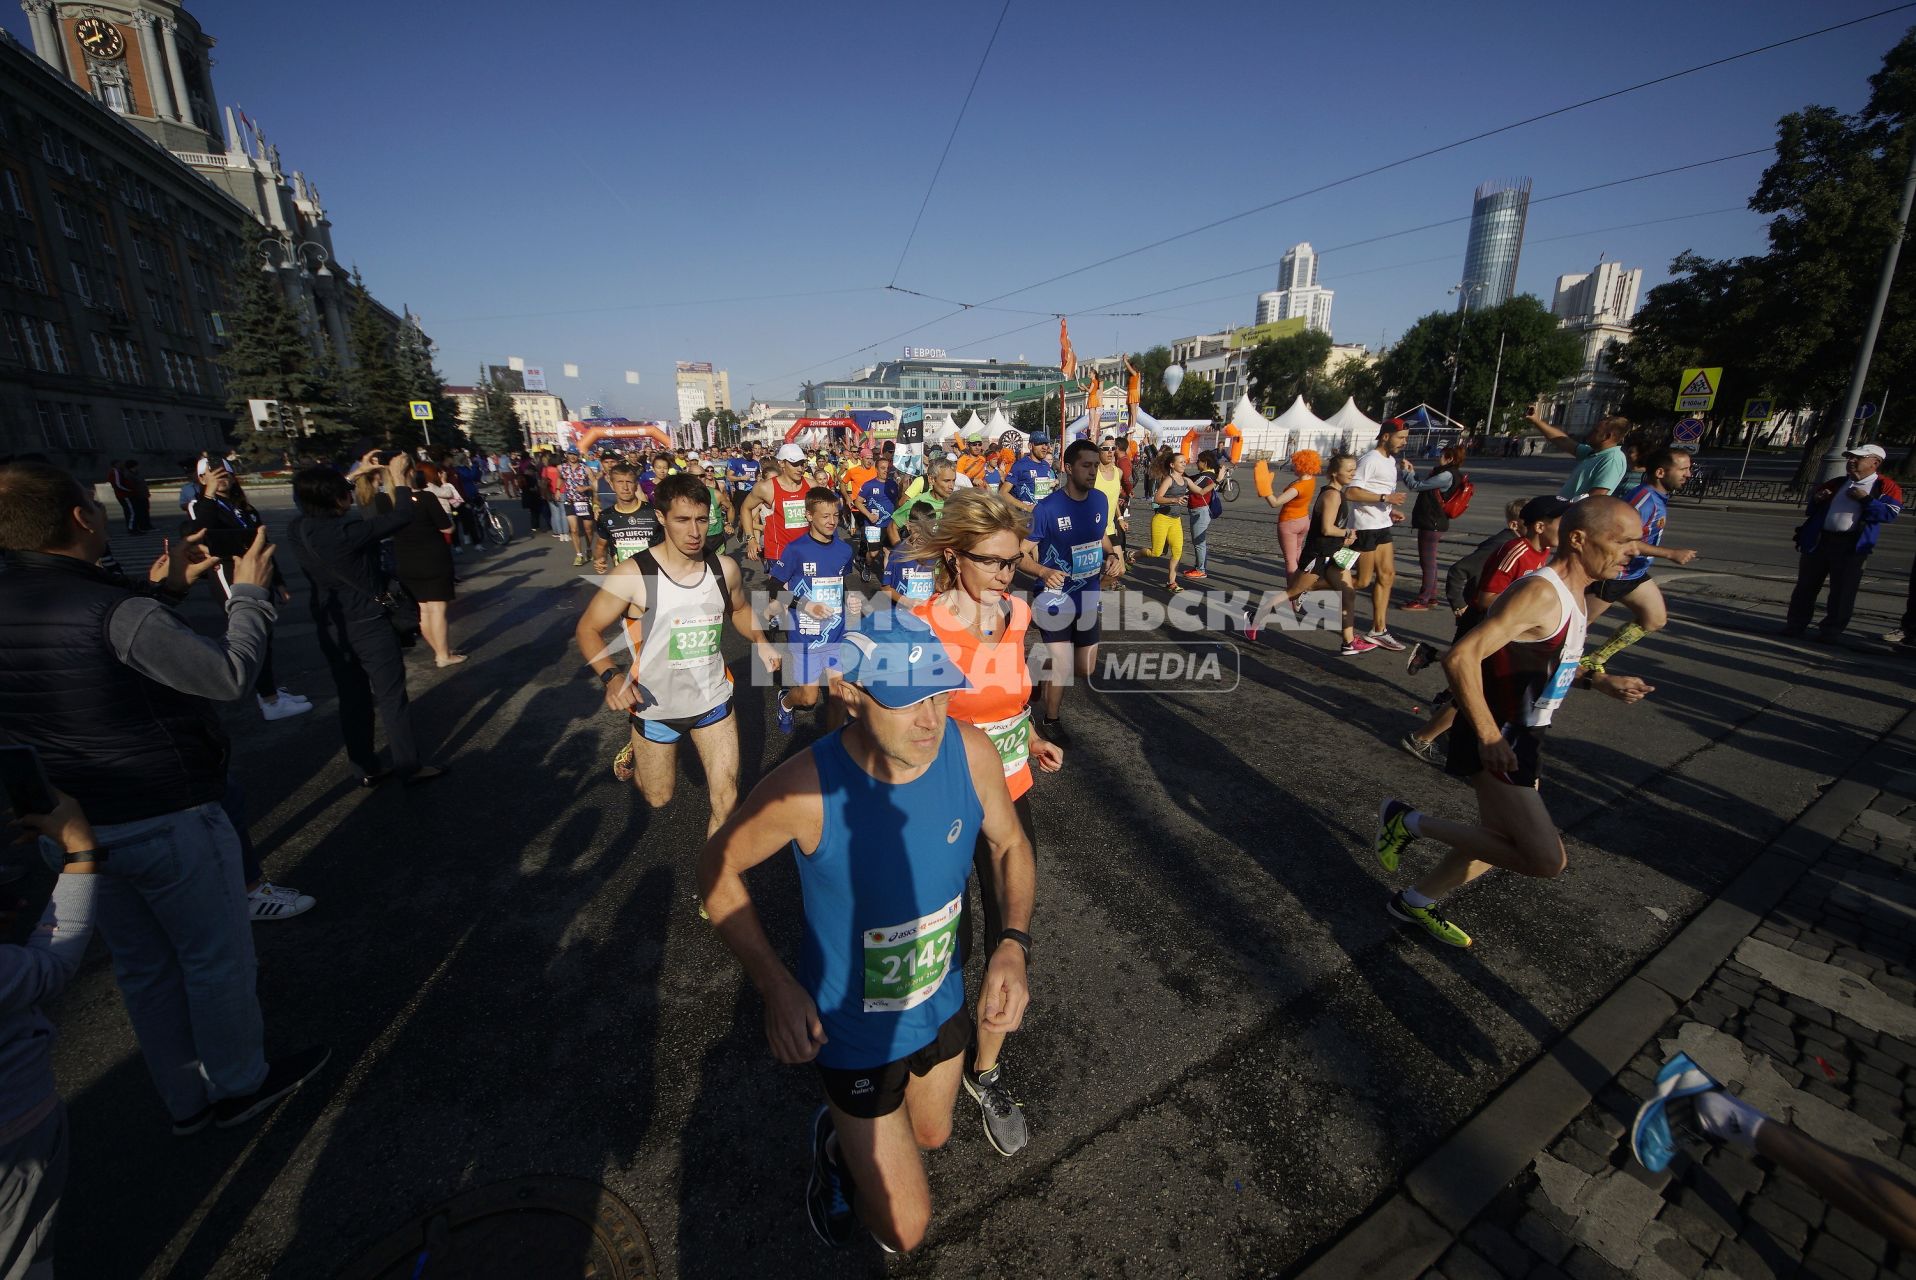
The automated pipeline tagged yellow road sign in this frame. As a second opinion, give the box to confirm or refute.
[1673,367,1721,412]
[409,400,433,420]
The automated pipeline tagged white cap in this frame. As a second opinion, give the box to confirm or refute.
[686,451,701,460]
[775,442,806,463]
[1845,443,1887,460]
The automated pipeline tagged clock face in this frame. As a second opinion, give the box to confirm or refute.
[76,18,125,60]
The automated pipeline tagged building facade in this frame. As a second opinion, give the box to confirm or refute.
[804,356,1063,415]
[447,384,569,451]
[1255,242,1334,335]
[674,361,730,424]
[1459,179,1531,309]
[1545,259,1643,434]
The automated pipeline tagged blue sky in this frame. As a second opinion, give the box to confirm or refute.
[8,1,1906,418]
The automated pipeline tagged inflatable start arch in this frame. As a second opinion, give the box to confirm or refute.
[570,420,672,452]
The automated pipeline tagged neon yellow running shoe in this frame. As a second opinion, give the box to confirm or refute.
[1374,798,1417,873]
[612,740,635,783]
[1386,892,1473,948]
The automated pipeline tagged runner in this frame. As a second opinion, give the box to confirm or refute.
[1022,439,1124,746]
[1251,452,1369,653]
[1404,497,1529,677]
[1093,437,1130,556]
[574,473,779,824]
[693,459,734,555]
[767,487,855,734]
[1373,497,1653,949]
[1400,496,1568,763]
[727,443,762,552]
[880,501,939,609]
[1145,451,1190,590]
[590,463,661,573]
[743,442,814,578]
[697,611,1034,1254]
[1342,420,1412,652]
[558,450,594,566]
[999,435,1056,514]
[850,455,900,581]
[909,489,1062,1156]
[1581,447,1701,675]
[890,459,958,538]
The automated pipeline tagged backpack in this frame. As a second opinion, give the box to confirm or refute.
[1439,472,1474,519]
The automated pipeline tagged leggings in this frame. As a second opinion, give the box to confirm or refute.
[1190,507,1212,572]
[1150,512,1185,566]
[1278,516,1310,579]
[1417,529,1443,601]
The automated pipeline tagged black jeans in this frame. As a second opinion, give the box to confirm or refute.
[318,617,420,776]
[1786,531,1867,635]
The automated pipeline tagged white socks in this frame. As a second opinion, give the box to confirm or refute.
[1696,1090,1768,1152]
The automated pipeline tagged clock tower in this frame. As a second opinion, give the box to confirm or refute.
[20,1,221,155]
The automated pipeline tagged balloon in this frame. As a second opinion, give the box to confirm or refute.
[1163,364,1185,395]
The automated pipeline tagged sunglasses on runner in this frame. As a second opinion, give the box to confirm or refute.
[957,550,1022,574]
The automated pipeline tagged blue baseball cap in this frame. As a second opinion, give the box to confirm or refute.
[1029,433,1051,445]
[836,611,971,709]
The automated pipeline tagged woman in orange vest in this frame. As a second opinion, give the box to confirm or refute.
[905,488,1059,1156]
[1257,449,1320,589]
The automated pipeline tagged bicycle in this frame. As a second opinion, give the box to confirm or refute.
[470,491,515,548]
[1218,464,1242,502]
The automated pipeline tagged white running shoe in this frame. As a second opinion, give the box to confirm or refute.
[1366,630,1407,652]
[259,696,312,721]
[248,882,315,921]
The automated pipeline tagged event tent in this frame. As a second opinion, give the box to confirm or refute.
[1323,397,1381,440]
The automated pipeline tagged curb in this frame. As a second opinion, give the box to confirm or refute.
[1298,702,1916,1280]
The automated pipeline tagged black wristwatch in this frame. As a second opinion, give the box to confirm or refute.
[598,668,620,686]
[997,928,1033,964]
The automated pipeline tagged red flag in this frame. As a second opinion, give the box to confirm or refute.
[1059,318,1077,379]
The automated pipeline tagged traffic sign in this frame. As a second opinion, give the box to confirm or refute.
[409,400,433,420]
[1673,367,1722,412]
[1856,402,1878,421]
[1673,417,1705,450]
[1741,398,1772,422]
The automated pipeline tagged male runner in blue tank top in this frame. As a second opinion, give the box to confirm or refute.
[700,611,1036,1255]
[1371,497,1654,950]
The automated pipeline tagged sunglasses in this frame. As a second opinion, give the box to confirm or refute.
[957,550,1022,574]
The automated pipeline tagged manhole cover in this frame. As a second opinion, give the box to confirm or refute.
[339,1175,657,1279]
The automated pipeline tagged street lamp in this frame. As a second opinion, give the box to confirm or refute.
[257,237,332,278]
[1442,281,1485,423]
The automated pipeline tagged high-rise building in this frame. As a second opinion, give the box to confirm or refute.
[1545,258,1643,434]
[1459,179,1531,309]
[1254,242,1334,334]
[1552,260,1642,326]
[674,361,730,423]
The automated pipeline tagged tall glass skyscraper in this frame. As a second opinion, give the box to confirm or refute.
[1459,179,1532,309]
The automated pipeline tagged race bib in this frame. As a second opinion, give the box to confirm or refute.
[1068,540,1103,584]
[862,894,962,1012]
[668,613,722,669]
[1529,658,1579,727]
[863,524,882,544]
[781,498,807,528]
[799,575,843,635]
[900,566,935,602]
[979,710,1031,777]
[1032,476,1055,499]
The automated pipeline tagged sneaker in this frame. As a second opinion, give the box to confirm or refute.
[1040,718,1073,750]
[1181,568,1208,580]
[777,694,795,735]
[1403,600,1429,611]
[214,1045,331,1129]
[1631,1052,1722,1173]
[272,688,311,706]
[172,1104,215,1137]
[964,1064,1030,1156]
[806,1105,857,1248]
[1405,641,1438,675]
[248,882,315,922]
[612,740,636,783]
[572,553,586,567]
[1399,734,1442,767]
[1385,892,1472,948]
[259,696,311,722]
[1366,630,1407,652]
[1339,636,1379,656]
[1883,628,1907,645]
[1374,798,1417,871]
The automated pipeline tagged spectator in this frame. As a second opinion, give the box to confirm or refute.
[286,452,447,785]
[386,463,463,667]
[107,459,137,533]
[0,460,329,1134]
[183,468,312,722]
[177,459,201,513]
[1526,410,1630,498]
[1405,445,1467,610]
[124,460,153,534]
[1784,443,1904,640]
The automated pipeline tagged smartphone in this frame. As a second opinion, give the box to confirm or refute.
[0,745,57,816]
[199,527,255,559]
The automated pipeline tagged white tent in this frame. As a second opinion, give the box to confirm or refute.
[1231,396,1274,453]
[952,410,978,438]
[1323,397,1381,439]
[1257,394,1345,460]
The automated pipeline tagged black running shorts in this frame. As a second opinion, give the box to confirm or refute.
[1591,575,1648,604]
[1351,528,1393,553]
[1445,724,1547,790]
[815,1005,970,1119]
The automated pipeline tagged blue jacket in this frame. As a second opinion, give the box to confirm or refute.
[1794,474,1903,555]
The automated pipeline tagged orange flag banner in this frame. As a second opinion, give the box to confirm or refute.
[1059,318,1077,379]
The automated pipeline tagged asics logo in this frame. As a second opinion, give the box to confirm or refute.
[909,645,923,663]
[946,819,962,843]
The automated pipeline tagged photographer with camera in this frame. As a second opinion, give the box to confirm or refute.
[286,450,445,788]
[0,460,328,1136]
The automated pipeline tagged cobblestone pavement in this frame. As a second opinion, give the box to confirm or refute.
[1425,795,1916,1280]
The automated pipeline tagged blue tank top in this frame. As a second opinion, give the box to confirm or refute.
[795,718,983,1069]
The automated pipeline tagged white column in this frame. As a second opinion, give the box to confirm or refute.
[20,0,66,72]
[131,14,175,121]
[159,17,193,127]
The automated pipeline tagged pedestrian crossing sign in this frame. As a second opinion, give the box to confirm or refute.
[1673,367,1721,412]
[409,400,433,420]
[1742,398,1772,422]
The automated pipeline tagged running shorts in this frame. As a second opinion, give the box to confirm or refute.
[785,640,843,686]
[815,1004,970,1119]
[1445,723,1547,790]
[1351,528,1393,553]
[633,699,732,744]
[1592,575,1648,603]
[1032,592,1101,648]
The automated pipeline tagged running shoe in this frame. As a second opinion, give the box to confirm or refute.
[1374,798,1417,872]
[1366,630,1407,652]
[258,696,311,722]
[172,1104,214,1138]
[214,1044,332,1128]
[777,694,795,735]
[1403,600,1430,611]
[1339,636,1379,656]
[1631,1052,1722,1173]
[1181,568,1208,580]
[1385,892,1471,948]
[1399,734,1442,767]
[1405,641,1438,675]
[612,740,636,783]
[1883,628,1906,645]
[248,882,315,922]
[806,1105,858,1248]
[964,1064,1030,1156]
[572,553,586,567]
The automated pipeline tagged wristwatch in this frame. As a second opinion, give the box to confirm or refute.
[598,668,620,686]
[997,928,1033,964]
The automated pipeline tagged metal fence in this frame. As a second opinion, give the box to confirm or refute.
[1673,467,1808,505]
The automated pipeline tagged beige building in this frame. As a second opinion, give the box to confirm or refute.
[674,360,730,423]
[446,385,569,451]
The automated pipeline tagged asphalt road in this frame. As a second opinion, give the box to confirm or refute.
[45,457,1916,1278]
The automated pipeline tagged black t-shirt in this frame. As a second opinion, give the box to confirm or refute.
[596,504,660,564]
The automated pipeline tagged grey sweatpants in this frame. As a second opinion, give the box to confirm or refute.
[0,1103,65,1280]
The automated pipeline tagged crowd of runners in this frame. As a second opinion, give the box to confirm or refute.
[0,406,1906,1267]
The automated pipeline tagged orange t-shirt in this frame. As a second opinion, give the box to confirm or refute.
[956,454,987,486]
[843,463,877,498]
[1279,475,1316,522]
[914,593,1035,800]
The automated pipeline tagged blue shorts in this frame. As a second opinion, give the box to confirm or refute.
[634,699,732,744]
[785,640,843,686]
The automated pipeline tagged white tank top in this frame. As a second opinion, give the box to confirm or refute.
[625,550,733,720]
[1514,565,1587,727]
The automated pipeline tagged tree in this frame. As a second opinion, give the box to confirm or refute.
[1378,296,1581,431]
[1125,345,1176,418]
[713,407,742,448]
[1314,356,1385,419]
[465,368,524,454]
[342,274,411,444]
[218,258,347,464]
[395,313,461,450]
[1011,400,1048,435]
[1244,329,1332,413]
[1167,374,1217,421]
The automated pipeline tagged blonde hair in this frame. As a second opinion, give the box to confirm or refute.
[902,488,1029,593]
[352,470,385,508]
